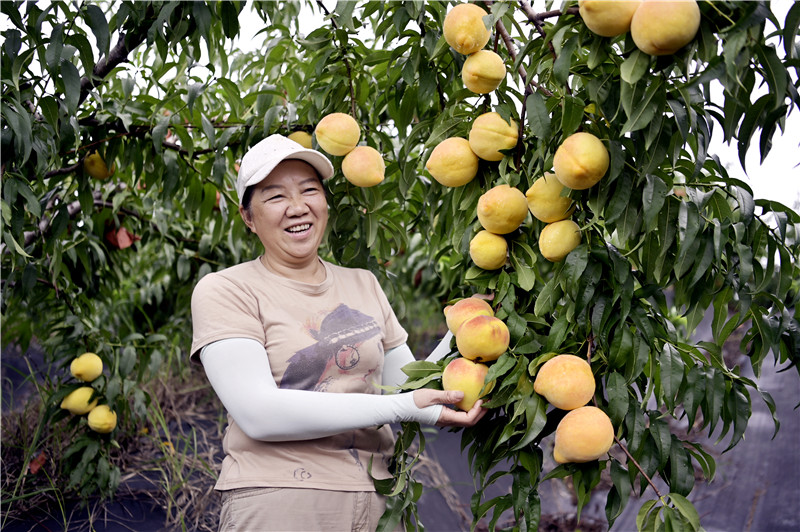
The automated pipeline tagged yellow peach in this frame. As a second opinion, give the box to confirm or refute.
[287,131,313,149]
[631,0,701,56]
[553,132,609,190]
[443,3,491,55]
[533,354,595,410]
[553,406,615,463]
[477,184,529,234]
[469,230,507,270]
[342,146,385,187]
[526,173,576,223]
[314,113,360,156]
[456,314,510,363]
[425,137,479,187]
[442,357,490,411]
[539,220,581,262]
[444,297,494,335]
[579,0,641,37]
[462,50,506,94]
[468,112,518,162]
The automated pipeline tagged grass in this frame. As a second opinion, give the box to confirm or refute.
[1,355,224,532]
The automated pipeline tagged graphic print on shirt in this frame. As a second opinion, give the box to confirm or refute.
[280,303,381,391]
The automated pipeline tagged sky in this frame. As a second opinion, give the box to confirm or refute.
[232,0,800,209]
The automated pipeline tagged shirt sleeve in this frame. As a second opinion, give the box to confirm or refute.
[190,273,266,362]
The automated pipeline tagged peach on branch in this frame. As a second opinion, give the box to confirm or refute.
[462,50,506,94]
[444,297,494,335]
[425,137,479,187]
[443,3,491,55]
[533,354,595,410]
[442,357,490,411]
[477,184,529,235]
[631,0,701,56]
[455,315,510,363]
[553,406,615,463]
[342,146,385,187]
[553,132,609,190]
[314,113,360,156]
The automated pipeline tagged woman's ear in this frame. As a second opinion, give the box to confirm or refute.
[239,205,254,232]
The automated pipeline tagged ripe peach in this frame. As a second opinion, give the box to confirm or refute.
[444,297,494,334]
[553,406,615,463]
[539,219,581,262]
[469,230,507,270]
[287,130,313,148]
[477,184,529,234]
[455,315,510,363]
[462,50,506,94]
[425,137,479,187]
[468,112,518,162]
[579,0,641,37]
[631,0,701,56]
[443,3,491,55]
[526,173,576,223]
[314,113,360,156]
[533,354,595,410]
[553,132,609,190]
[442,357,490,411]
[342,145,385,187]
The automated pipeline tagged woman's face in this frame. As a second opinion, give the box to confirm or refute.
[239,160,328,268]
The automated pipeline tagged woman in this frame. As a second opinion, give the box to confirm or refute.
[190,134,486,531]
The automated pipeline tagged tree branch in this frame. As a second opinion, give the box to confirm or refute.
[77,6,156,107]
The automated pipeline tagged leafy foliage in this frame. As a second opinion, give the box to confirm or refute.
[2,0,799,529]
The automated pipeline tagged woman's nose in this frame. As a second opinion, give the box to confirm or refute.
[286,194,309,215]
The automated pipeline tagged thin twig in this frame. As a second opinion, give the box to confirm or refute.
[316,0,358,117]
[614,435,664,499]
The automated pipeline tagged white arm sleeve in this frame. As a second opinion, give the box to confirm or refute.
[199,338,442,441]
[381,331,455,388]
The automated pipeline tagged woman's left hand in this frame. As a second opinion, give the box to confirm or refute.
[412,389,488,427]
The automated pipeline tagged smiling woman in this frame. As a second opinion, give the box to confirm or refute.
[188,134,487,531]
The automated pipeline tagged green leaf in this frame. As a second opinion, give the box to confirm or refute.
[553,36,578,86]
[526,91,551,139]
[620,49,650,84]
[606,372,628,427]
[561,95,585,138]
[60,60,81,115]
[755,44,788,110]
[668,493,700,531]
[668,438,694,496]
[636,499,660,532]
[659,344,684,408]
[642,174,668,232]
[534,276,562,317]
[723,382,751,451]
[622,78,664,133]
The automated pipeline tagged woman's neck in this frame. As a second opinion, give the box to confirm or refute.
[260,254,326,284]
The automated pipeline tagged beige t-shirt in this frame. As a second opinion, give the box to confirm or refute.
[190,258,408,491]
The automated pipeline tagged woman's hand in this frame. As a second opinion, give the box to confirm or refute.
[412,389,488,427]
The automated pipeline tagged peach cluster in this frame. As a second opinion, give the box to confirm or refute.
[440,297,510,411]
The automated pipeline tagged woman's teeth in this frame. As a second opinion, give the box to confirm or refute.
[287,224,310,233]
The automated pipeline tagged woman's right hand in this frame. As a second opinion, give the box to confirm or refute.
[412,389,487,427]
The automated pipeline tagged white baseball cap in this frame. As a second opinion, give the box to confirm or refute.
[236,134,334,205]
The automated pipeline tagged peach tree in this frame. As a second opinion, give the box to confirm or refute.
[1,1,798,530]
